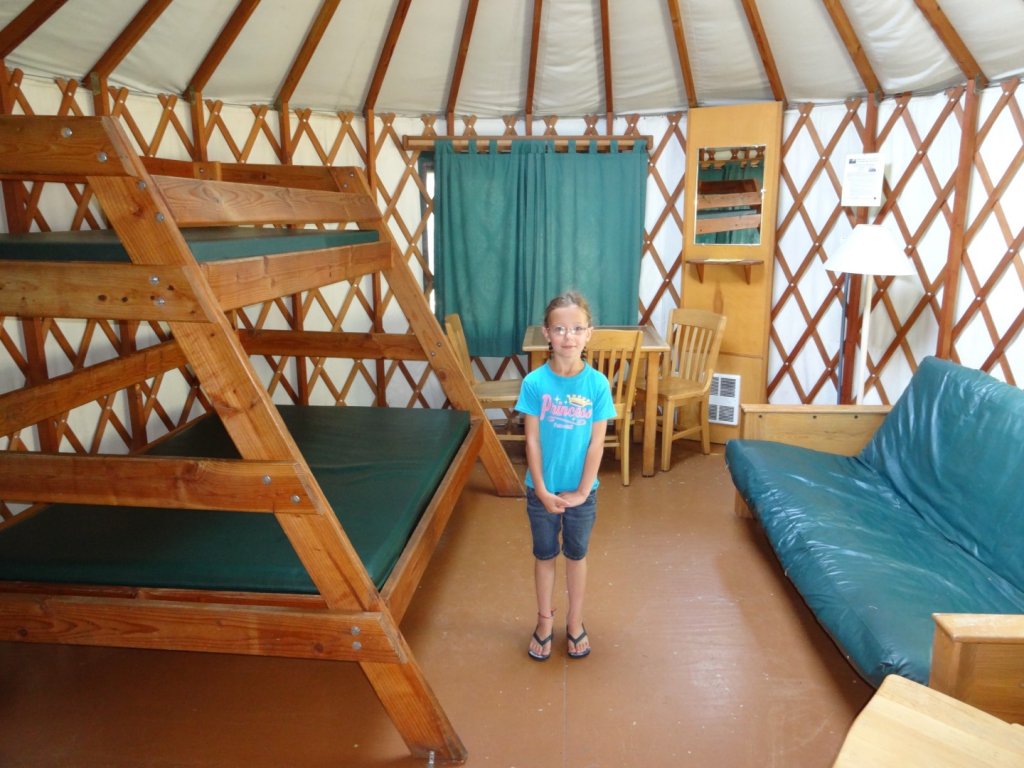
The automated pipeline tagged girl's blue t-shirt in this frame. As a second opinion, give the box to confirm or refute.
[515,362,616,493]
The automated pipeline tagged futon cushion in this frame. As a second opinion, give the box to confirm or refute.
[0,406,468,592]
[860,356,1024,588]
[0,227,378,263]
[728,440,1024,685]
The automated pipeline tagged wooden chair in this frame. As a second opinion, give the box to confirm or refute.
[445,313,523,440]
[636,308,726,469]
[587,329,644,485]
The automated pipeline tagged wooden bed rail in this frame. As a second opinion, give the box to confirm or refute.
[153,174,381,227]
[0,452,314,513]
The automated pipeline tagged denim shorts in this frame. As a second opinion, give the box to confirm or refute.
[526,487,597,561]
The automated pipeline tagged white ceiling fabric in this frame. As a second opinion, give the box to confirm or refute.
[1,0,1023,117]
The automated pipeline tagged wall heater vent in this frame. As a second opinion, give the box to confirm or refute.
[708,373,741,426]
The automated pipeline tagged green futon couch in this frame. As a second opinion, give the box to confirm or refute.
[726,357,1024,689]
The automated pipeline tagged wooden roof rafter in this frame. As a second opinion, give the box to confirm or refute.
[0,0,68,60]
[445,0,480,128]
[911,0,988,89]
[275,0,341,112]
[525,0,543,134]
[185,0,261,101]
[363,0,412,114]
[666,0,697,108]
[821,0,883,100]
[740,0,787,106]
[85,0,173,113]
[599,0,614,131]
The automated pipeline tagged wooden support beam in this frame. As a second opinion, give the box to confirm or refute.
[839,95,877,403]
[0,0,68,59]
[239,328,427,361]
[740,0,787,105]
[0,340,185,438]
[85,0,173,91]
[361,637,467,762]
[0,453,315,513]
[445,0,480,127]
[666,0,698,108]
[599,0,614,131]
[0,115,136,179]
[526,0,543,133]
[142,155,220,179]
[217,161,345,190]
[0,595,403,663]
[186,0,260,98]
[937,78,980,358]
[822,0,883,99]
[204,242,393,310]
[913,0,988,89]
[0,261,201,321]
[363,0,411,113]
[153,174,382,225]
[275,0,339,111]
[381,238,523,498]
[402,134,652,152]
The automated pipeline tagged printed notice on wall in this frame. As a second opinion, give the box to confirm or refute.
[841,153,885,207]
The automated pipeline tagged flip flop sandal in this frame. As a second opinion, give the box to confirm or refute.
[528,610,555,661]
[567,625,591,659]
[528,630,553,661]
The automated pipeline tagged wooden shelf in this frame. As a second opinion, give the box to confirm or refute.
[686,258,763,284]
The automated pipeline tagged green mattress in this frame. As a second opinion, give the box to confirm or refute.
[0,227,378,263]
[0,406,469,592]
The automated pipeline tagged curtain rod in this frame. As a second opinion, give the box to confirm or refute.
[402,134,653,153]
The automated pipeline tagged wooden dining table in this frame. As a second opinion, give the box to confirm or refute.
[522,324,670,477]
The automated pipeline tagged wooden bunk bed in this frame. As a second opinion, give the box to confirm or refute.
[0,115,523,764]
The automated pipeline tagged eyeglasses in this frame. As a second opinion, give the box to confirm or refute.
[547,325,591,337]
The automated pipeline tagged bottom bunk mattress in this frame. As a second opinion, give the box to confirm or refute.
[0,406,469,593]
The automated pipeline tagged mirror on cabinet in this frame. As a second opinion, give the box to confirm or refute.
[694,145,765,246]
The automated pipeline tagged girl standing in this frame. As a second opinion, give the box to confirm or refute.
[515,291,615,661]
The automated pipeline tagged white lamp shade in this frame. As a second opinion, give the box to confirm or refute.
[825,224,915,276]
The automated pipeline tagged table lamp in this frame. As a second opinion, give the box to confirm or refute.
[826,224,914,403]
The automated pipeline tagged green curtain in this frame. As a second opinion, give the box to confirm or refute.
[434,139,647,357]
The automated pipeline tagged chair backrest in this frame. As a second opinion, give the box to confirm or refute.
[664,308,727,389]
[587,329,644,419]
[443,313,476,382]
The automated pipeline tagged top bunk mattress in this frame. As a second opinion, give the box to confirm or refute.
[0,227,379,263]
[0,405,469,593]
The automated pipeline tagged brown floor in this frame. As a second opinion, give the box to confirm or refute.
[0,441,872,767]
